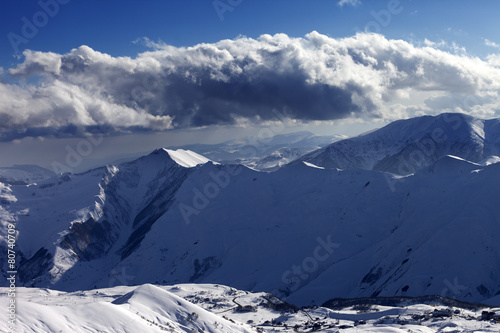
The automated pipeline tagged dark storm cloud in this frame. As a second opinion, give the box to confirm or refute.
[158,69,363,127]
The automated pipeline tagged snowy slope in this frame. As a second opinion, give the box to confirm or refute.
[298,113,500,174]
[1,283,499,332]
[0,284,253,333]
[0,149,204,290]
[244,147,313,171]
[0,165,56,185]
[105,158,500,306]
[164,149,213,168]
[2,142,500,309]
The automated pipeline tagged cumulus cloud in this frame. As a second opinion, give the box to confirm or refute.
[485,38,500,49]
[2,32,500,141]
[337,0,361,7]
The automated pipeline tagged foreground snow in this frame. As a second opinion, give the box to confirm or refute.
[1,283,499,332]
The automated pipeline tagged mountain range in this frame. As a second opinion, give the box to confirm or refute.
[1,112,500,312]
[297,113,500,174]
[172,130,346,171]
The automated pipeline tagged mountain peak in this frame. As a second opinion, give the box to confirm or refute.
[298,113,500,175]
[162,149,212,168]
[148,148,212,168]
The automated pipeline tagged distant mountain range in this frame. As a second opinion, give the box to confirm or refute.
[0,164,55,185]
[297,113,500,174]
[173,131,346,171]
[1,113,500,310]
[48,130,346,174]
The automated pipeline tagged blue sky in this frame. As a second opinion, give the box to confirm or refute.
[1,0,499,68]
[1,0,500,169]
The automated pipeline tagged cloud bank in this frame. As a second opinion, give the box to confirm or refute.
[1,32,500,141]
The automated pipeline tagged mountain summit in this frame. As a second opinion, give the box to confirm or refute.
[298,113,500,174]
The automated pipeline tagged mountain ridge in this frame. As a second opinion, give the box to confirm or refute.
[296,113,500,174]
[1,114,500,308]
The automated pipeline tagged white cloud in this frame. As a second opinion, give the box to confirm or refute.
[8,50,62,76]
[337,0,361,7]
[423,38,446,48]
[485,38,500,49]
[1,32,500,141]
[488,54,500,67]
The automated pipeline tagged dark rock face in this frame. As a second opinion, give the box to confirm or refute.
[18,248,52,283]
[60,218,114,261]
[118,166,189,260]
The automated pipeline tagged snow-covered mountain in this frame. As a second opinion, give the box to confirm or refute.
[2,137,500,308]
[2,283,499,332]
[243,146,313,171]
[297,113,500,175]
[0,165,56,185]
[174,131,346,171]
